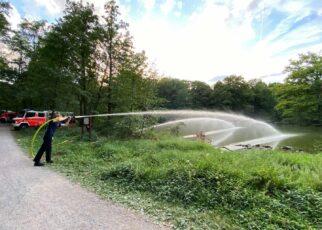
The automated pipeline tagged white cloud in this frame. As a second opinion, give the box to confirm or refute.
[128,0,321,83]
[176,1,183,10]
[32,0,64,15]
[174,11,181,17]
[160,0,175,15]
[7,4,22,30]
[82,0,132,24]
[281,1,308,13]
[138,0,155,11]
[130,1,260,81]
[23,0,131,22]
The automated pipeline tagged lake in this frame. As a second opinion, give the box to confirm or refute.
[276,125,322,153]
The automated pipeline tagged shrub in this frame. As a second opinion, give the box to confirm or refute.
[96,115,158,139]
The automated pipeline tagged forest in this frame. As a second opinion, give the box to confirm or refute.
[0,0,321,126]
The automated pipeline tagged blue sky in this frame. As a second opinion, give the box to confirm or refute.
[7,0,322,83]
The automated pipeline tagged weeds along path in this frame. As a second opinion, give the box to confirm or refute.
[0,125,166,230]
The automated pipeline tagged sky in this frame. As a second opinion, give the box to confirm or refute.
[7,0,322,83]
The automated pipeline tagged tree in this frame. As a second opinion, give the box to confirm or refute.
[0,2,18,110]
[157,78,191,109]
[1,2,16,86]
[18,0,160,115]
[18,19,46,53]
[0,1,10,37]
[190,81,212,109]
[112,70,159,112]
[57,1,100,115]
[8,19,46,73]
[4,19,47,108]
[212,75,253,112]
[0,60,16,110]
[26,24,77,110]
[249,79,276,119]
[96,0,132,113]
[275,52,322,124]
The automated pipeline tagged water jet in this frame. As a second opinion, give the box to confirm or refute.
[75,110,295,149]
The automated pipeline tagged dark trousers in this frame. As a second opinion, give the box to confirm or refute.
[34,138,52,163]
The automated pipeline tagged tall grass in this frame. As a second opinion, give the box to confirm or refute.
[17,128,322,229]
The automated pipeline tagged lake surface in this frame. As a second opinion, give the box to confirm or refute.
[275,125,322,153]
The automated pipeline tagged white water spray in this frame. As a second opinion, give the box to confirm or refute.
[75,110,295,149]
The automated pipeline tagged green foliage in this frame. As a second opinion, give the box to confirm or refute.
[96,115,158,139]
[190,81,213,109]
[157,78,191,109]
[155,76,277,120]
[17,129,322,229]
[58,1,100,114]
[8,19,46,73]
[111,70,160,112]
[212,75,254,113]
[26,25,78,110]
[249,79,277,119]
[0,1,10,36]
[274,53,322,125]
[0,81,14,109]
[154,61,321,125]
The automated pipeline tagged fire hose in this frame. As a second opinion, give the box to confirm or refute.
[30,110,180,157]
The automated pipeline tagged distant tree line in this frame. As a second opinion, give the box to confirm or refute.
[156,76,276,119]
[156,52,321,126]
[0,1,321,125]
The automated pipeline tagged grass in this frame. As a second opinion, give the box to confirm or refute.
[16,127,322,229]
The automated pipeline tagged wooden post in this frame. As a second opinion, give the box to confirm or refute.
[88,117,92,140]
[79,117,93,140]
[80,118,84,139]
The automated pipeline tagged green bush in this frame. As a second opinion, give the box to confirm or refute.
[95,115,158,139]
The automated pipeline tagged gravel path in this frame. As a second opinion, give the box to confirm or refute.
[0,125,166,230]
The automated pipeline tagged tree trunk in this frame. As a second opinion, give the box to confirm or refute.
[107,39,113,114]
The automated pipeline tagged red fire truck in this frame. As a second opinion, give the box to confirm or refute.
[13,110,48,130]
[0,111,18,123]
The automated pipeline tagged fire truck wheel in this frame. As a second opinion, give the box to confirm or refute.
[20,123,29,129]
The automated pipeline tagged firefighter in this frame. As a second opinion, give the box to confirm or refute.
[33,111,71,166]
